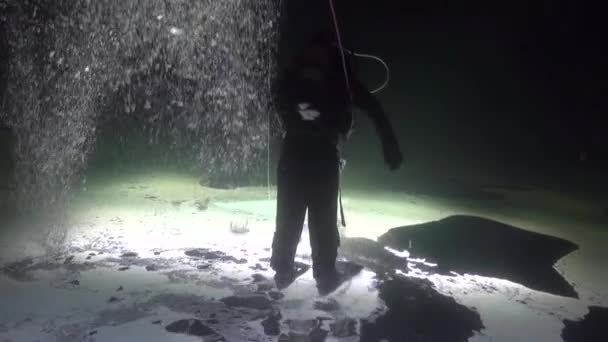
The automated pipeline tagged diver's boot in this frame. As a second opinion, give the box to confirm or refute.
[313,264,345,296]
[315,270,344,296]
[273,261,310,290]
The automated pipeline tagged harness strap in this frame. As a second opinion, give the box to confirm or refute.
[339,158,347,227]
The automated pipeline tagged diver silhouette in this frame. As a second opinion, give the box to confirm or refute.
[270,32,403,294]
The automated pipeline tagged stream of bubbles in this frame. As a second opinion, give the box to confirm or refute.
[0,0,280,252]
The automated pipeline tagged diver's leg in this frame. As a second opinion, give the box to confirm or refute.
[307,158,340,279]
[270,155,307,273]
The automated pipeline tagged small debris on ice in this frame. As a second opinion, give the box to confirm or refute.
[251,274,267,283]
[230,221,250,234]
[194,199,210,211]
[108,296,122,303]
[268,291,284,301]
[250,263,268,271]
[221,295,272,310]
[314,298,340,312]
[121,252,138,258]
[146,265,158,271]
[165,319,225,339]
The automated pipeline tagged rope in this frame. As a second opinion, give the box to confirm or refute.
[353,52,391,94]
[329,0,353,101]
[329,0,351,228]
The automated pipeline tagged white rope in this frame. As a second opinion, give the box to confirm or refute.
[353,52,391,94]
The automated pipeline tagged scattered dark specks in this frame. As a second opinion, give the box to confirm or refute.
[205,252,223,260]
[152,320,162,325]
[69,280,80,286]
[268,291,284,301]
[314,298,340,312]
[118,266,130,271]
[108,296,122,303]
[261,314,281,336]
[249,264,268,271]
[220,295,272,310]
[165,319,220,338]
[256,283,273,293]
[121,252,138,258]
[185,248,210,258]
[251,274,266,283]
[116,286,123,292]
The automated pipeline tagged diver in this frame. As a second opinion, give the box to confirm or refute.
[270,31,403,294]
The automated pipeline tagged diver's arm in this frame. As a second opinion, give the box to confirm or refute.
[352,81,403,170]
[276,71,299,132]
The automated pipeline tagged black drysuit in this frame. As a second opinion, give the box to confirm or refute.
[271,49,401,278]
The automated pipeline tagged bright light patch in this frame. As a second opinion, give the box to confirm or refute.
[169,27,184,35]
[384,246,410,258]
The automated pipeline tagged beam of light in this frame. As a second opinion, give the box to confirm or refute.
[384,246,410,258]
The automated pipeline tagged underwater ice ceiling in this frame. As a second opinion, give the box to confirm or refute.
[1,0,280,210]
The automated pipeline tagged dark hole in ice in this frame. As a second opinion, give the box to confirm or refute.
[221,295,272,310]
[378,215,579,298]
[360,277,484,342]
[562,306,608,342]
[165,319,226,340]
